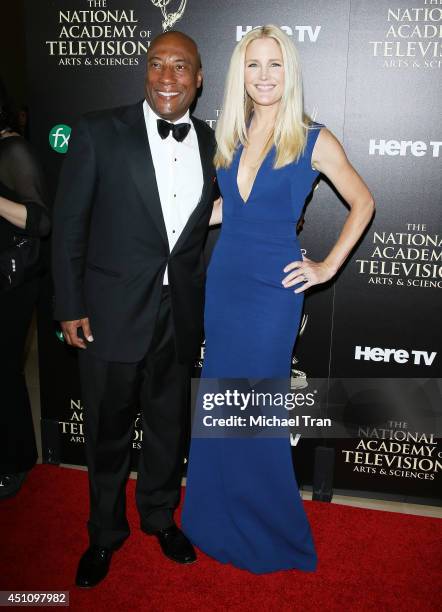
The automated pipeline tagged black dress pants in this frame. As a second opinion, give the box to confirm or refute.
[78,287,191,550]
[0,278,39,473]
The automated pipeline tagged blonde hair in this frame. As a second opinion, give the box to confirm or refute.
[214,25,310,169]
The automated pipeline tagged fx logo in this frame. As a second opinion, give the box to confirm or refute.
[49,124,71,154]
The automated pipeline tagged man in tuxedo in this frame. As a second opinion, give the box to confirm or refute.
[52,31,217,587]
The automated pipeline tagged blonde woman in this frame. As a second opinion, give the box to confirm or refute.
[182,25,374,573]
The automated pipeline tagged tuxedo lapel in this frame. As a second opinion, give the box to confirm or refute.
[171,117,214,255]
[113,101,169,248]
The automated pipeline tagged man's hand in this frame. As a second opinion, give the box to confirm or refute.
[60,318,94,349]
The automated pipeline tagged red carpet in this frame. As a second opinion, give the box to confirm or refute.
[0,465,441,611]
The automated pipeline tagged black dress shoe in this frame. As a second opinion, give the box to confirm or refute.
[0,472,27,499]
[75,546,113,588]
[154,525,197,564]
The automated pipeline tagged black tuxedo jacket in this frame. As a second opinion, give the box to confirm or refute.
[52,100,217,363]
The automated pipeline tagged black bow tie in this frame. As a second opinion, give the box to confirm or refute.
[157,119,191,142]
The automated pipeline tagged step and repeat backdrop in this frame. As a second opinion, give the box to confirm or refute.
[24,0,441,504]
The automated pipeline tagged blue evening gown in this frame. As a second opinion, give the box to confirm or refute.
[181,124,324,574]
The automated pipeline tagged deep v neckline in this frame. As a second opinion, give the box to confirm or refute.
[235,144,271,205]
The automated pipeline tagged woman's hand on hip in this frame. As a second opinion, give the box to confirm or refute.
[282,257,336,293]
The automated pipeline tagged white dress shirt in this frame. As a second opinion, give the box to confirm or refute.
[143,100,203,284]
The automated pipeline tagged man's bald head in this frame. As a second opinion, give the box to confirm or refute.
[148,31,201,68]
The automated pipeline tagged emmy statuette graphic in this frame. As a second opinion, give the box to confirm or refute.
[150,0,188,32]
